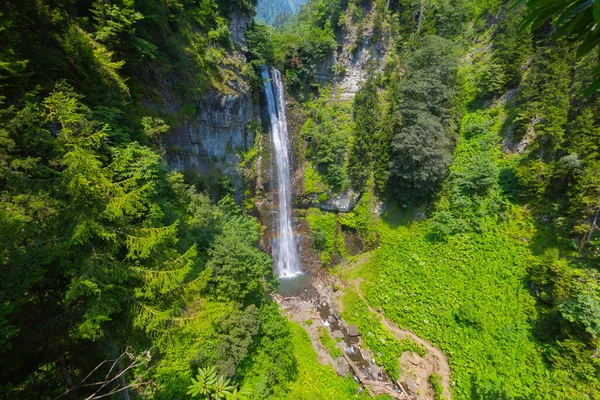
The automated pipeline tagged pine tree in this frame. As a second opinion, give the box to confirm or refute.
[348,76,380,187]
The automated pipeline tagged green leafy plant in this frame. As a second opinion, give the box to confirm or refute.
[318,327,342,358]
[187,366,249,399]
[429,373,447,400]
[518,0,600,94]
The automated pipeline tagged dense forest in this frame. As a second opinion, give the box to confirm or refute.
[1,0,600,399]
[0,0,295,399]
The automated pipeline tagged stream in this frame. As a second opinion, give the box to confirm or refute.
[263,67,408,399]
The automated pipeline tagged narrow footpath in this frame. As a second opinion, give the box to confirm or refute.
[352,280,452,399]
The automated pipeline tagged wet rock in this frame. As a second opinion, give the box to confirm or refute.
[331,307,341,320]
[348,324,360,337]
[336,358,351,377]
[296,189,361,212]
[328,315,336,324]
[319,189,361,212]
[332,330,344,340]
[313,53,335,84]
[406,378,417,394]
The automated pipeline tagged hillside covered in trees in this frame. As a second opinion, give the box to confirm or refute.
[1,0,600,399]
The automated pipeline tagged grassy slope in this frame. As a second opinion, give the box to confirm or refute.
[279,322,368,399]
[342,290,426,380]
[345,105,596,399]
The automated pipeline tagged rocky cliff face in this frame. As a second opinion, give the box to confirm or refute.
[163,13,258,190]
[300,3,392,212]
[314,3,391,101]
[165,86,256,176]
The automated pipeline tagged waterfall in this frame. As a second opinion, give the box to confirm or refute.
[262,67,301,279]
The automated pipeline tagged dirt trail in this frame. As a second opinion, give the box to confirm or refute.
[352,280,452,399]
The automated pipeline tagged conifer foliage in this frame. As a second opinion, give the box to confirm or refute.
[0,1,297,398]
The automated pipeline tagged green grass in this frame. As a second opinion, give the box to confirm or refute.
[342,290,425,380]
[281,322,369,399]
[318,327,342,358]
[429,373,447,400]
[348,106,597,399]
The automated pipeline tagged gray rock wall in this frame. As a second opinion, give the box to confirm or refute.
[165,89,257,176]
[163,12,258,186]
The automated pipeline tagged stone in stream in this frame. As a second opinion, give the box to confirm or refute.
[332,330,344,340]
[336,358,351,377]
[348,324,360,337]
[327,315,336,324]
[331,307,341,320]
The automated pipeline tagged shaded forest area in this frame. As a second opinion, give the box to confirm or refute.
[0,1,296,398]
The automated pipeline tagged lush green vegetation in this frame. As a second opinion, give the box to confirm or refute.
[3,0,600,398]
[318,326,343,358]
[281,0,600,398]
[283,323,367,399]
[0,0,305,398]
[305,208,337,266]
[342,290,426,381]
[246,0,344,96]
[301,88,354,192]
[429,373,446,400]
[352,103,600,398]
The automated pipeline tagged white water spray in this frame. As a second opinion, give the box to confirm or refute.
[262,67,301,279]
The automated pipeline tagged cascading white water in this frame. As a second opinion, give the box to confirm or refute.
[262,67,301,279]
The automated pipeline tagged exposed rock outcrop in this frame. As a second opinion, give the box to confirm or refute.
[165,86,257,177]
[314,3,392,100]
[162,12,258,194]
[297,189,362,212]
[229,11,251,50]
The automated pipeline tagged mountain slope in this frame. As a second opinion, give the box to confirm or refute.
[256,0,306,26]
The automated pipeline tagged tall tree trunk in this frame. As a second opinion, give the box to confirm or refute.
[417,0,425,32]
[108,338,131,400]
[55,349,77,400]
[586,208,599,244]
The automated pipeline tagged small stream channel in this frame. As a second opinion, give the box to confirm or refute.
[278,273,400,393]
[263,64,406,398]
[315,301,374,376]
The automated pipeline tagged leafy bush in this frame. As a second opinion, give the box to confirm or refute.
[429,373,447,400]
[306,209,337,266]
[301,90,353,192]
[318,327,342,358]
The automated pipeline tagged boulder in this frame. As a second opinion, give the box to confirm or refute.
[336,358,351,377]
[328,315,336,324]
[348,324,360,337]
[406,378,417,394]
[332,330,344,340]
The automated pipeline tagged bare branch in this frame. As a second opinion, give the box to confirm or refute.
[55,347,154,400]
